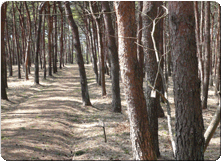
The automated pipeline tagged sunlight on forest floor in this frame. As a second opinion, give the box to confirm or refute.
[1,64,220,160]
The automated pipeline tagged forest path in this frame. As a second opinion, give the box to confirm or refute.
[1,64,220,160]
[1,64,131,160]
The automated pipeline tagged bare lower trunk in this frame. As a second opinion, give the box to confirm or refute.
[65,1,91,106]
[169,1,204,160]
[102,1,121,113]
[115,1,156,160]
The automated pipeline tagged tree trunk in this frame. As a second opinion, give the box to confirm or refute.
[90,18,99,83]
[5,18,12,77]
[58,2,63,69]
[115,1,156,160]
[202,2,211,109]
[215,5,221,96]
[47,3,52,76]
[1,2,8,100]
[90,2,106,96]
[142,1,165,157]
[101,1,121,113]
[169,1,204,160]
[43,9,46,80]
[24,2,31,81]
[12,2,21,79]
[64,1,92,106]
[53,1,58,73]
[194,2,203,81]
[35,2,47,84]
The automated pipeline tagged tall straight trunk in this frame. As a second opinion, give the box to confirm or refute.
[64,1,92,106]
[53,1,58,73]
[101,1,121,113]
[5,18,12,76]
[12,2,21,79]
[194,1,203,80]
[35,2,47,84]
[90,2,106,96]
[58,2,63,69]
[202,2,211,109]
[24,2,31,80]
[215,5,221,95]
[47,3,52,76]
[142,1,164,157]
[1,2,8,100]
[43,9,46,80]
[15,2,26,70]
[115,1,156,160]
[200,2,205,83]
[169,1,204,160]
[90,18,99,83]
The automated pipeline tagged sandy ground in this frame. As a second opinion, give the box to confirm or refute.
[1,64,220,160]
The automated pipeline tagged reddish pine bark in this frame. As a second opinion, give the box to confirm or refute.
[115,1,156,160]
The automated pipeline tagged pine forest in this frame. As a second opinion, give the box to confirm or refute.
[1,1,220,160]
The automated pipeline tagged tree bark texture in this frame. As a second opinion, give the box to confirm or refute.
[115,1,156,160]
[142,1,164,157]
[169,1,204,160]
[35,2,47,84]
[101,1,121,113]
[1,2,8,100]
[64,1,92,106]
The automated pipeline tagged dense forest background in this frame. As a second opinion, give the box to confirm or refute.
[1,1,220,160]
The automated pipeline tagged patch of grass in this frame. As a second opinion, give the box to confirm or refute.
[35,115,40,119]
[122,132,130,136]
[20,127,26,130]
[1,135,10,140]
[123,149,129,154]
[71,118,78,122]
[75,150,85,156]
[34,146,42,150]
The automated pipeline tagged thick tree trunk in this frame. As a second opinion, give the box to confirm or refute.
[65,1,92,106]
[169,1,204,160]
[1,2,8,100]
[202,2,211,109]
[35,2,47,84]
[101,1,121,113]
[115,1,156,160]
[142,1,166,157]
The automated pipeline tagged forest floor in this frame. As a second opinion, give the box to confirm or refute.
[1,64,220,161]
